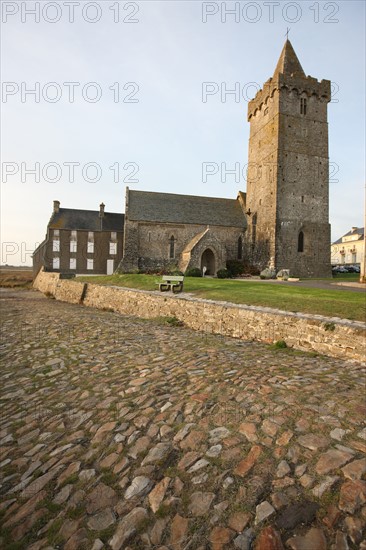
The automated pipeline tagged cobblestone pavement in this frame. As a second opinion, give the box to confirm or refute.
[0,289,365,550]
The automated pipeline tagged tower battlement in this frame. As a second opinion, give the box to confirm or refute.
[248,75,331,121]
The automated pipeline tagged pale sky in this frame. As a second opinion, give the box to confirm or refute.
[1,0,365,266]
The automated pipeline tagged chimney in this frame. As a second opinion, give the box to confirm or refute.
[351,227,358,233]
[53,200,60,213]
[99,203,105,218]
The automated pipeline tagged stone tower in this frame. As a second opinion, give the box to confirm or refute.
[246,40,331,277]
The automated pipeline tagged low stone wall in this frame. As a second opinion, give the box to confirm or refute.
[32,269,60,295]
[54,279,86,304]
[33,270,365,362]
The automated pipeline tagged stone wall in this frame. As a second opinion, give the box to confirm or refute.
[118,219,245,274]
[54,279,86,304]
[33,270,365,362]
[246,69,331,278]
[32,269,60,295]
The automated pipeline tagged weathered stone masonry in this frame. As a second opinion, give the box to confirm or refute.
[33,270,365,362]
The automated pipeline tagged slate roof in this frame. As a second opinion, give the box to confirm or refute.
[332,227,364,245]
[49,209,124,232]
[273,39,305,79]
[127,190,247,228]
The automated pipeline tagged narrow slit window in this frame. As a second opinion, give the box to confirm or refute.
[298,231,304,252]
[169,236,175,259]
[300,98,307,115]
[237,236,243,260]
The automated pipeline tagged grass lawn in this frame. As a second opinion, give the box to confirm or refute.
[76,274,366,322]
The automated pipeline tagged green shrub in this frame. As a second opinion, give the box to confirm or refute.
[217,269,231,279]
[166,316,184,327]
[226,260,245,277]
[185,268,202,277]
[272,340,288,349]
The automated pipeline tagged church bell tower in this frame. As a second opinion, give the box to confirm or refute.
[245,40,331,277]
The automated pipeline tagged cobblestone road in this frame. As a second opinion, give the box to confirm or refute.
[0,289,365,550]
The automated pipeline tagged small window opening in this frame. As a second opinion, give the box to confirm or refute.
[300,98,307,115]
[237,236,243,260]
[298,231,304,253]
[169,236,175,259]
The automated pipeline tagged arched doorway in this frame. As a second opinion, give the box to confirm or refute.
[201,248,216,275]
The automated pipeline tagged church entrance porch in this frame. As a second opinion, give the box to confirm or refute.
[201,248,216,276]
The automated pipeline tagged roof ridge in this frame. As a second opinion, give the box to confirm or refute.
[129,189,238,202]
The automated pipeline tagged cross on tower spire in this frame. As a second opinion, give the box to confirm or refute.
[285,27,290,40]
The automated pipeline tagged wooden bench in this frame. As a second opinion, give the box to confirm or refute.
[156,275,184,294]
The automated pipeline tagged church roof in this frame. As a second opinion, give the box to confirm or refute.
[127,190,247,228]
[49,208,124,231]
[273,39,305,78]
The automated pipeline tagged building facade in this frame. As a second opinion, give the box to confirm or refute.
[331,227,364,265]
[33,201,124,276]
[245,40,331,277]
[118,189,247,274]
[34,41,332,279]
[117,40,332,278]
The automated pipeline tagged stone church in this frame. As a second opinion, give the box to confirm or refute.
[118,40,331,278]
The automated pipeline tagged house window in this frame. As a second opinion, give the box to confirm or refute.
[87,259,94,270]
[88,232,94,240]
[53,230,59,237]
[53,240,60,252]
[111,232,117,241]
[87,241,94,254]
[70,241,77,253]
[237,236,243,260]
[109,242,117,255]
[71,230,77,240]
[70,258,76,270]
[169,236,175,259]
[352,253,357,263]
[298,231,304,253]
[53,257,60,270]
[300,98,307,115]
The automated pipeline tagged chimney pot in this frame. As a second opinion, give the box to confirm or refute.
[53,200,60,213]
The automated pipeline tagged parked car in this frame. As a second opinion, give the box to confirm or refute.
[332,266,348,273]
[346,265,360,273]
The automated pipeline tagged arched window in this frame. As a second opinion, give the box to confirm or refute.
[298,231,304,253]
[237,236,243,260]
[169,236,175,259]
